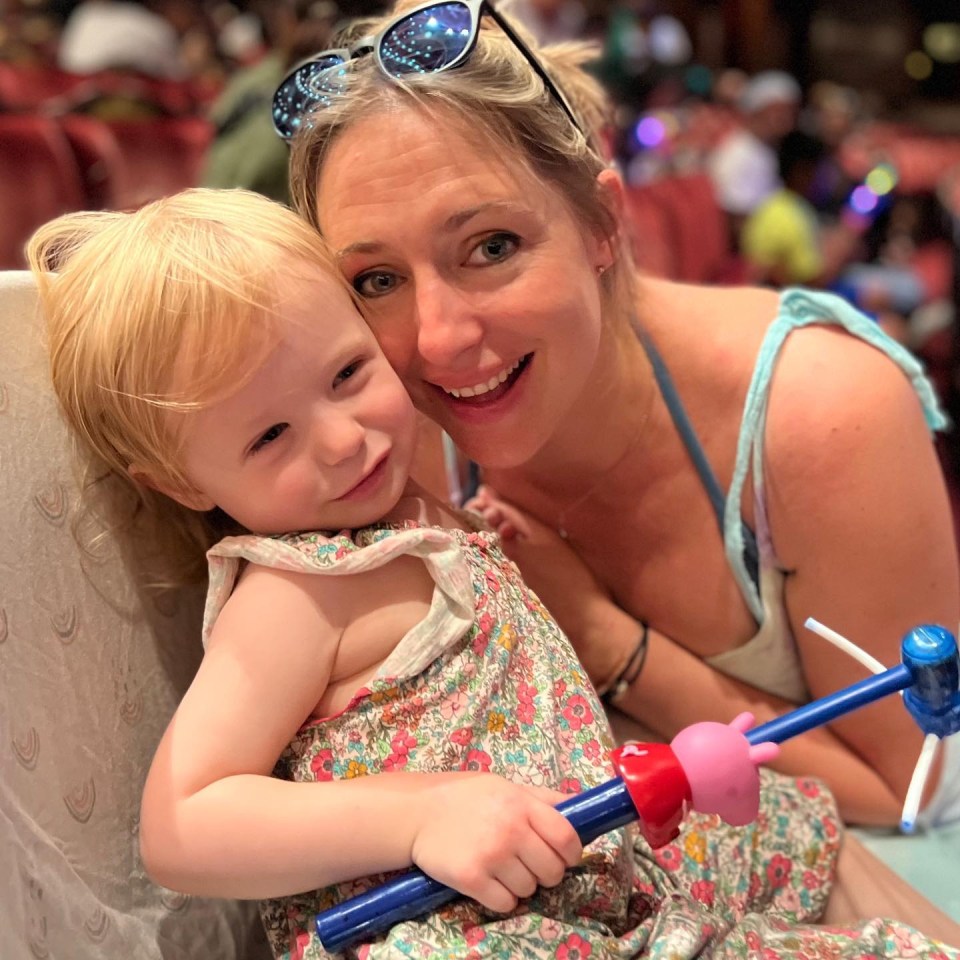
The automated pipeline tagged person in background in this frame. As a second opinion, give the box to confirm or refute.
[202,0,338,204]
[707,69,802,239]
[741,129,862,289]
[58,0,190,79]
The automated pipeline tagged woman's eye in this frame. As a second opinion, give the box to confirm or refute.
[353,271,398,298]
[250,423,287,454]
[467,232,520,266]
[334,360,362,387]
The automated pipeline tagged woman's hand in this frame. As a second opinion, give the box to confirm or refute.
[466,486,640,688]
[409,774,582,913]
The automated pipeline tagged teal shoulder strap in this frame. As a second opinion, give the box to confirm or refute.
[723,287,947,620]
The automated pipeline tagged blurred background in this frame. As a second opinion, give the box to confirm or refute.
[2,0,960,514]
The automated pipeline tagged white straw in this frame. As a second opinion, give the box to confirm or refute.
[803,617,887,675]
[901,733,940,833]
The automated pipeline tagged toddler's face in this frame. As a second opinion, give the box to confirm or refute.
[171,268,419,534]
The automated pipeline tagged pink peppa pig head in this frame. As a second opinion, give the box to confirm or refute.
[670,713,779,826]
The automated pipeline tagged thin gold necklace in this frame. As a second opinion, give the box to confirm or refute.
[555,381,656,541]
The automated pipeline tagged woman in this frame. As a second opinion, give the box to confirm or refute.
[279,2,959,831]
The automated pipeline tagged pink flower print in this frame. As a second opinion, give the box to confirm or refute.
[690,879,715,907]
[891,925,929,957]
[766,853,792,889]
[517,682,538,704]
[309,748,334,782]
[472,632,490,657]
[582,738,602,761]
[562,695,594,731]
[654,844,683,872]
[556,932,592,960]
[464,749,492,772]
[559,778,582,795]
[796,778,821,798]
[554,679,567,700]
[744,931,762,951]
[502,722,522,742]
[823,816,838,838]
[384,752,409,771]
[801,869,822,890]
[464,925,486,947]
[516,700,536,726]
[450,727,474,747]
[391,731,417,755]
[538,918,563,941]
[291,929,311,960]
[747,872,762,901]
[484,569,501,593]
[440,691,468,720]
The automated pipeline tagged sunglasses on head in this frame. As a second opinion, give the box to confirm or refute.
[272,0,582,142]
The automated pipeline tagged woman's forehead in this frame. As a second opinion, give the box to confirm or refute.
[317,108,556,231]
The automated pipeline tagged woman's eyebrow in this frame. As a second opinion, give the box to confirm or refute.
[337,201,522,258]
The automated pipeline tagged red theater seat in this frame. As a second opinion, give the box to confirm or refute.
[102,116,214,208]
[0,115,85,268]
[57,114,130,210]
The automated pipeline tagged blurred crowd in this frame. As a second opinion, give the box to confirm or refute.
[3,1,960,489]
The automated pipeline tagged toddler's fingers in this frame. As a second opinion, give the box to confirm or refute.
[492,857,539,900]
[526,789,583,868]
[515,833,569,889]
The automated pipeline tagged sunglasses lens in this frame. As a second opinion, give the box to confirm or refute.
[273,54,347,139]
[379,2,473,76]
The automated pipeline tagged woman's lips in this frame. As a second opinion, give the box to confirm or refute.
[432,354,532,412]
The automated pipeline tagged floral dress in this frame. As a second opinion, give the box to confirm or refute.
[202,521,959,960]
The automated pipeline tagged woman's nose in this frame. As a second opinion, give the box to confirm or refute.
[413,275,484,368]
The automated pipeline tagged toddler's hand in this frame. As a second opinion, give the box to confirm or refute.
[464,484,533,542]
[410,775,582,913]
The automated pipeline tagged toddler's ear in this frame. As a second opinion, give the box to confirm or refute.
[127,464,216,512]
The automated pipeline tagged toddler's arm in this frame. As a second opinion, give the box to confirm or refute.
[139,562,581,907]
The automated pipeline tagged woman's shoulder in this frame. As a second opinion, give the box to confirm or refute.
[641,278,781,352]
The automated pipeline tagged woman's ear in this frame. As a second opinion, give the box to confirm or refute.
[127,464,217,512]
[597,167,626,221]
[592,167,628,272]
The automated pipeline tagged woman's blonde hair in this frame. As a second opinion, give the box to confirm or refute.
[288,0,639,322]
[28,187,339,587]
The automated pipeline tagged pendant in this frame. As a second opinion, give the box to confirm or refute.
[558,526,569,540]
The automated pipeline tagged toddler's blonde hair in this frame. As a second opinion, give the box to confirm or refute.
[28,187,340,587]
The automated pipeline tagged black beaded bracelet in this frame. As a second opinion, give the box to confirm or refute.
[599,622,649,706]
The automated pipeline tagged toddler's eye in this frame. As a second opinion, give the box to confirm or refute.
[334,360,362,386]
[467,232,520,265]
[354,271,398,297]
[251,423,287,454]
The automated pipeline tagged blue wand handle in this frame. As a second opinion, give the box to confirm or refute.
[315,779,636,952]
[316,625,960,953]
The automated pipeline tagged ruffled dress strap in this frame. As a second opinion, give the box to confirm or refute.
[202,524,477,682]
[724,286,948,621]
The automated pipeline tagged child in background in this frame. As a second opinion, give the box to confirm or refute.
[28,188,958,960]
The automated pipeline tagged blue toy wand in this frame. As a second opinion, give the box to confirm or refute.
[315,623,960,954]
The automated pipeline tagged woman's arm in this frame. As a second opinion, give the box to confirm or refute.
[472,427,956,827]
[763,324,959,820]
[139,563,580,907]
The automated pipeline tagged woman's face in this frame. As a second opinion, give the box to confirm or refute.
[315,107,613,469]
